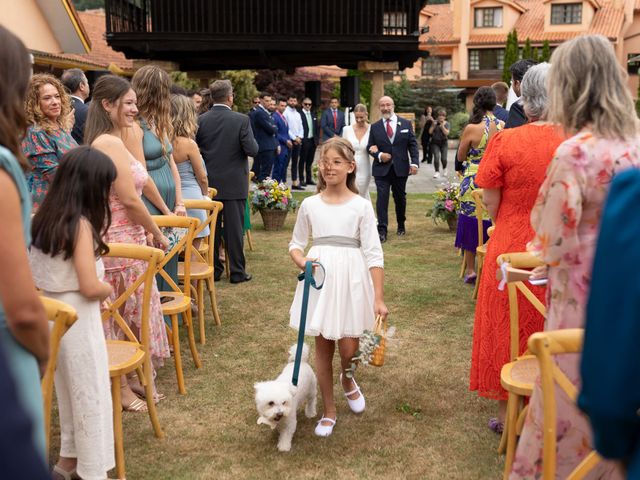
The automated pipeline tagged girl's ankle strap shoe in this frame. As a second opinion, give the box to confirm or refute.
[314,417,336,437]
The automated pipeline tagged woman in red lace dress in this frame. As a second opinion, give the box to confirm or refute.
[469,63,564,429]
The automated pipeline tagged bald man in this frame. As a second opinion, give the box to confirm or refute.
[367,96,419,243]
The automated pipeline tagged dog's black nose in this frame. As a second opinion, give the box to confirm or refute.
[274,413,283,421]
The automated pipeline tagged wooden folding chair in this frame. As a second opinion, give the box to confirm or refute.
[152,216,202,394]
[497,252,546,479]
[528,329,602,480]
[471,189,491,299]
[40,297,78,455]
[180,199,224,344]
[102,243,165,480]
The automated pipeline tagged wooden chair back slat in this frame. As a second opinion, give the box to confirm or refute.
[151,216,198,293]
[183,199,223,270]
[471,189,490,249]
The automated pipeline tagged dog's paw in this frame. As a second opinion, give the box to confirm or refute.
[277,440,292,452]
[305,406,317,418]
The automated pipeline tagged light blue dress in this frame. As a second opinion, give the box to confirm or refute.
[0,145,45,458]
[177,159,209,238]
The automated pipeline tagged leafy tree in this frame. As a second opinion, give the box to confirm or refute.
[540,40,551,62]
[71,0,104,10]
[255,69,335,109]
[522,38,533,61]
[220,70,259,113]
[169,72,200,92]
[533,47,539,63]
[502,31,519,84]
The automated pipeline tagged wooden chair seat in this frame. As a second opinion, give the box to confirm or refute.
[159,292,191,315]
[107,340,145,376]
[178,260,212,279]
[501,356,536,397]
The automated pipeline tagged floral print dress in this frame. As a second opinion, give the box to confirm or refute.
[102,156,170,364]
[21,125,77,210]
[509,131,640,479]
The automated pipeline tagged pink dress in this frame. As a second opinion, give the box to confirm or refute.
[102,157,170,363]
[509,131,640,479]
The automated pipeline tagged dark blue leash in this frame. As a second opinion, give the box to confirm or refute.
[292,260,325,386]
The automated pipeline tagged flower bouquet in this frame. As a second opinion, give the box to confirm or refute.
[251,178,298,231]
[426,182,460,231]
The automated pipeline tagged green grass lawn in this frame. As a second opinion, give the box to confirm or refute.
[50,193,504,479]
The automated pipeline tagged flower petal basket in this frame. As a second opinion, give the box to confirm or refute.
[251,178,298,232]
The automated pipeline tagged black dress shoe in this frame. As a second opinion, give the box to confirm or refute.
[379,232,387,243]
[230,274,252,284]
[291,185,305,191]
[397,227,406,236]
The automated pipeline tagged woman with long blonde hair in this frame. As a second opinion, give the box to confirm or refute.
[509,34,640,479]
[21,73,77,209]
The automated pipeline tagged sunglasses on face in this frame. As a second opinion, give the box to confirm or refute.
[303,103,311,106]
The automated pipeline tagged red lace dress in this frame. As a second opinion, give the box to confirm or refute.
[469,124,564,400]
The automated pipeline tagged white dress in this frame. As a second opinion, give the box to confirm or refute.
[289,194,384,340]
[342,124,372,200]
[29,248,114,480]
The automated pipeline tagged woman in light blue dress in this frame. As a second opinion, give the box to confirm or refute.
[170,94,210,245]
[0,26,50,465]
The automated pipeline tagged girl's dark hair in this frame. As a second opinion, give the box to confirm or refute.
[85,75,132,145]
[0,26,32,169]
[32,146,117,260]
[469,86,497,124]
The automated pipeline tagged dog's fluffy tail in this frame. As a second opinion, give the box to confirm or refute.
[288,343,309,363]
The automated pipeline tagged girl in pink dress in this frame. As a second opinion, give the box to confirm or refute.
[85,74,170,411]
[509,35,639,479]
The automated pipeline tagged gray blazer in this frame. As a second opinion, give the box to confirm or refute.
[196,105,259,200]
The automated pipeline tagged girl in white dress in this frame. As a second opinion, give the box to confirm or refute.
[341,103,372,200]
[30,146,115,480]
[289,137,388,437]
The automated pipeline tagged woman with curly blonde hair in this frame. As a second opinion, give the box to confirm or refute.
[21,73,77,209]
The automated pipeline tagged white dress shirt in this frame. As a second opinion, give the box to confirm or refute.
[284,106,304,141]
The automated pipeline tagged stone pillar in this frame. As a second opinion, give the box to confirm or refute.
[358,61,399,123]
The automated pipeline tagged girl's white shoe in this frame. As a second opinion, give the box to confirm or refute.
[341,374,366,413]
[314,417,336,437]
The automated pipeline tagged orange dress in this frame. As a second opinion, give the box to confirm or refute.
[469,124,564,400]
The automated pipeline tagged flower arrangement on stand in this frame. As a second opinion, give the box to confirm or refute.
[426,182,460,231]
[251,178,299,231]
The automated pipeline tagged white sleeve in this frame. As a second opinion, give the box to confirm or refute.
[289,200,310,252]
[360,201,384,269]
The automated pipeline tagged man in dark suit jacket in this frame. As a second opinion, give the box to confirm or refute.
[249,92,279,181]
[320,97,345,141]
[505,59,536,129]
[61,68,90,144]
[297,96,318,188]
[271,98,291,182]
[367,96,419,243]
[196,80,259,283]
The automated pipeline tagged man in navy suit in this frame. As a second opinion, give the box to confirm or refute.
[320,97,345,142]
[271,98,291,182]
[61,68,90,144]
[249,92,279,181]
[298,97,318,188]
[367,96,419,243]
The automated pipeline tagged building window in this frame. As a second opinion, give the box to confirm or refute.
[474,7,503,28]
[628,54,640,74]
[550,3,582,25]
[422,57,452,76]
[469,49,505,71]
[383,11,407,35]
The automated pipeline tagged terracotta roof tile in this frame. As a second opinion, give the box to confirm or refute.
[421,4,459,46]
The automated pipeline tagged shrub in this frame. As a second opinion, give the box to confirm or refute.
[448,111,469,140]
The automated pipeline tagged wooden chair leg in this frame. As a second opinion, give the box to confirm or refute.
[171,315,186,394]
[206,276,221,326]
[111,375,126,480]
[198,279,206,345]
[184,310,202,369]
[142,358,164,439]
[503,392,520,480]
[246,229,254,251]
[497,421,508,454]
[473,255,484,300]
[459,250,465,279]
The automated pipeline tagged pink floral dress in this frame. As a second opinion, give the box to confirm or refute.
[102,156,170,364]
[21,125,77,210]
[509,131,640,479]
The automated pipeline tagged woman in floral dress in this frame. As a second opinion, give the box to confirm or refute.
[22,74,77,210]
[85,75,171,411]
[509,35,640,480]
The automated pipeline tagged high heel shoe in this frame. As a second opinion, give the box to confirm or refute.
[314,417,336,437]
[340,373,366,413]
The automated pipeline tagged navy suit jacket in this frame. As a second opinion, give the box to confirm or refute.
[367,117,419,178]
[272,111,290,153]
[250,106,278,152]
[321,108,345,140]
[70,96,88,144]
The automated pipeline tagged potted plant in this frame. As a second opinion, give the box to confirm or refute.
[251,178,298,231]
[426,182,460,232]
